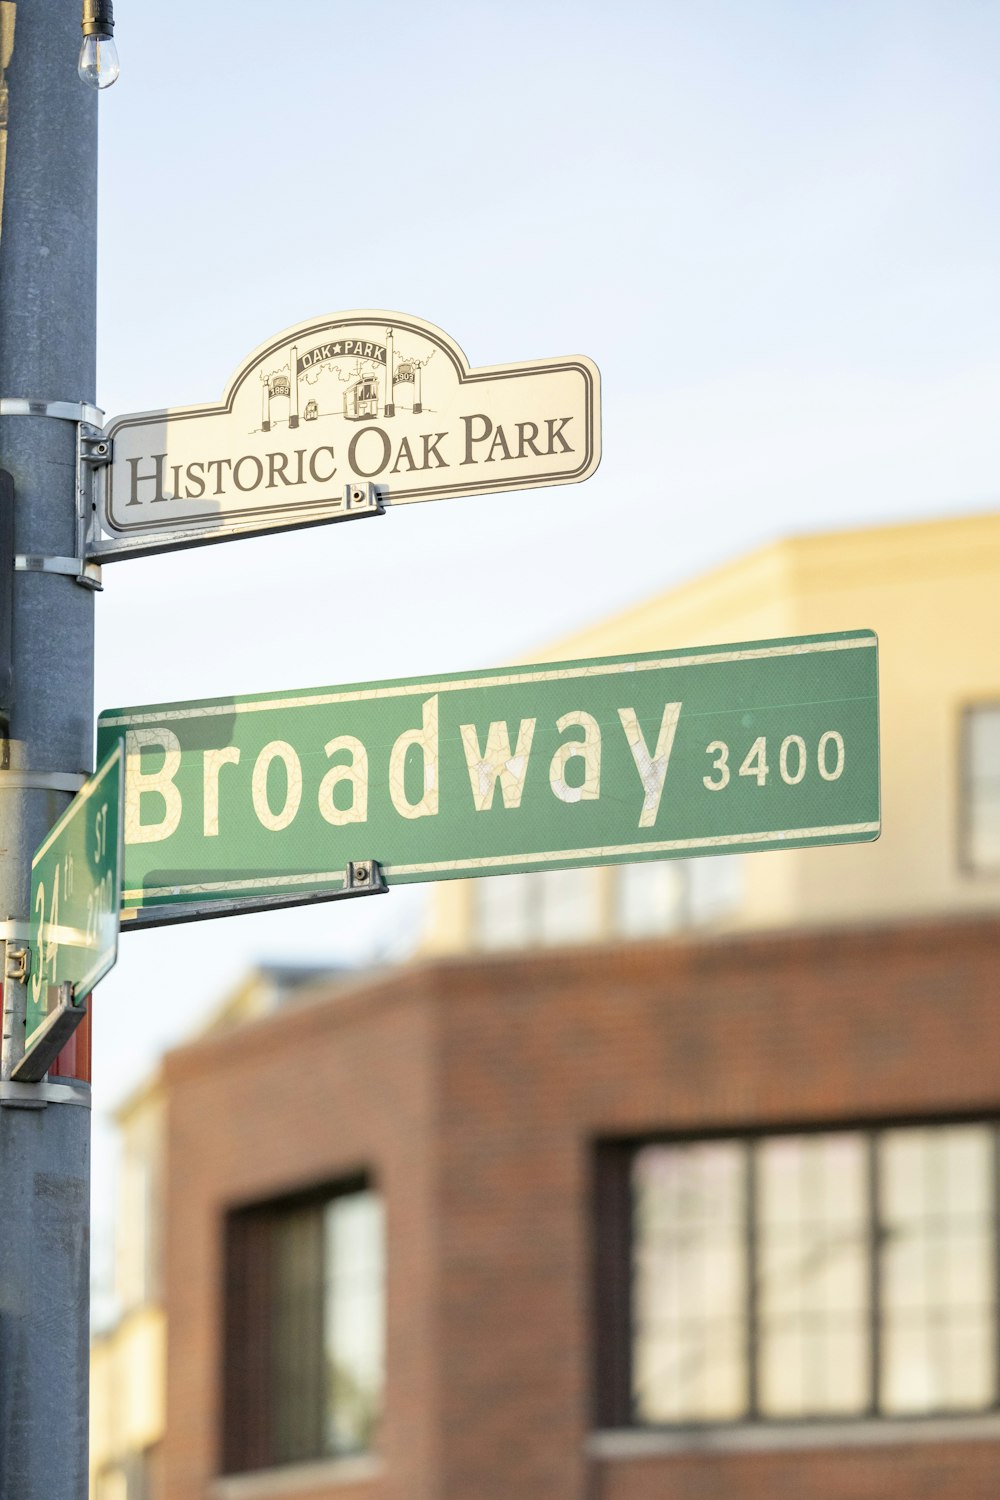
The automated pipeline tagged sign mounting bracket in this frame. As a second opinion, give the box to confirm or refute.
[10,983,85,1084]
[13,553,103,590]
[0,418,109,583]
[85,481,385,563]
[118,859,388,931]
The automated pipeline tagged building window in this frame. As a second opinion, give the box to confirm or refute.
[962,705,1000,873]
[615,861,687,938]
[687,853,743,926]
[594,1123,999,1429]
[614,855,743,939]
[475,856,745,951]
[223,1181,384,1474]
[476,868,601,950]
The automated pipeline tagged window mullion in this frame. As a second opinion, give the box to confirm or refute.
[868,1132,881,1417]
[746,1140,759,1421]
[993,1125,1000,1410]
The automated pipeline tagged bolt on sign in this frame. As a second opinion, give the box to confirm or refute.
[96,631,879,924]
[95,311,601,552]
[25,744,124,1043]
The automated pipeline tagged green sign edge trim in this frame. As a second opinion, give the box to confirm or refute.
[99,630,876,728]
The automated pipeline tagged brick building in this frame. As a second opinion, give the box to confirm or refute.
[149,916,1000,1500]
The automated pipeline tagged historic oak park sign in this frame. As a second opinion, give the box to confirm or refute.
[96,630,879,926]
[91,311,601,558]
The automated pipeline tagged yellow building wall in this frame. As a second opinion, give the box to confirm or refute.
[781,513,1000,927]
[422,511,1000,954]
[90,1306,166,1495]
[90,1077,167,1497]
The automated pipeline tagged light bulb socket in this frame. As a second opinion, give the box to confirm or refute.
[81,0,114,40]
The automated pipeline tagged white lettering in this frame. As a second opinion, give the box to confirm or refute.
[819,730,845,781]
[251,741,303,831]
[318,735,369,825]
[618,704,682,828]
[703,740,730,790]
[779,735,806,785]
[125,727,183,845]
[203,746,241,837]
[549,711,601,804]
[739,736,769,787]
[460,718,536,811]
[389,696,439,820]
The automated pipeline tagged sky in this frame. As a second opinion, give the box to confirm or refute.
[87,0,1000,1314]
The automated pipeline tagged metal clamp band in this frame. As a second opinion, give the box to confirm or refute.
[0,771,87,793]
[0,397,104,427]
[0,1079,92,1110]
[13,555,103,590]
[0,920,33,942]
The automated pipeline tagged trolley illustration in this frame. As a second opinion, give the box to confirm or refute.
[343,376,380,422]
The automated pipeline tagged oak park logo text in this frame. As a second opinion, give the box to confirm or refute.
[123,413,577,508]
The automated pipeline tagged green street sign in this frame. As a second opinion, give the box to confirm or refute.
[26,744,124,1044]
[97,631,879,923]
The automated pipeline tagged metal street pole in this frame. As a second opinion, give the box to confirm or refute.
[0,0,98,1495]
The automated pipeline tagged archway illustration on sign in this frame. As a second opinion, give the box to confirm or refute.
[259,327,433,433]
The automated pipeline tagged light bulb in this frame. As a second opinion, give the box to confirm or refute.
[78,32,120,89]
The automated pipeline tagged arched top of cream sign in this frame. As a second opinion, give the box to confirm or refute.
[95,310,601,557]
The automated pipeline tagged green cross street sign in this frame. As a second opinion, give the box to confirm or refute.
[96,630,879,924]
[25,744,124,1044]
